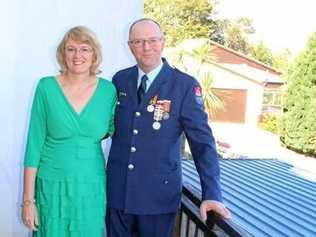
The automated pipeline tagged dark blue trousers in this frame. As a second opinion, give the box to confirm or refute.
[106,208,176,237]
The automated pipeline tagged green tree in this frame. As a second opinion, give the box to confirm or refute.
[144,0,216,46]
[186,40,214,75]
[224,17,255,54]
[272,49,291,74]
[201,72,224,117]
[250,40,274,66]
[250,41,291,73]
[280,33,316,156]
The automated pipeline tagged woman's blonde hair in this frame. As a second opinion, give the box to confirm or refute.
[56,26,102,75]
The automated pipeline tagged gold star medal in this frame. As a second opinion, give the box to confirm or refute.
[147,95,158,113]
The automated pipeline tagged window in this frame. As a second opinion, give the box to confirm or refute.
[262,90,282,112]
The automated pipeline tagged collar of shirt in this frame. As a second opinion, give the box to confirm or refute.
[137,60,163,92]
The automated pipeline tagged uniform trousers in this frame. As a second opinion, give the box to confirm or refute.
[106,208,176,237]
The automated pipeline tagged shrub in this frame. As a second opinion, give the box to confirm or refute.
[259,113,280,134]
[280,33,316,157]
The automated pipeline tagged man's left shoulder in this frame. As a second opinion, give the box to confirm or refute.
[172,67,192,79]
[171,67,199,87]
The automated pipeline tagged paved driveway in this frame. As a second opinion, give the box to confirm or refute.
[210,122,316,181]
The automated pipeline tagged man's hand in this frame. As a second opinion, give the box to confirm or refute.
[200,200,231,222]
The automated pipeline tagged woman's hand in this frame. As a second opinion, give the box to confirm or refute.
[22,168,38,230]
[22,202,38,231]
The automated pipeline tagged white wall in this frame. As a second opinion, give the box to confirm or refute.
[210,65,264,127]
[0,1,142,236]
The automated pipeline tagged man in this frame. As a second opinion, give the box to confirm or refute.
[106,18,231,237]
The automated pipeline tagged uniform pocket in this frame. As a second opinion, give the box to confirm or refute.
[152,168,182,204]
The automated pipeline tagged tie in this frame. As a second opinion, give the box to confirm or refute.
[137,74,148,104]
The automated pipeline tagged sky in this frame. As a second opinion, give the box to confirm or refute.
[216,0,316,55]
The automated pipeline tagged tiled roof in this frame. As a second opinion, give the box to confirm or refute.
[182,159,316,237]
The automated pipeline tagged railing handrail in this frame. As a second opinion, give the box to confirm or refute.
[182,183,252,237]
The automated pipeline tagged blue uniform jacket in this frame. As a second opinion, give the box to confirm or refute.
[107,60,222,214]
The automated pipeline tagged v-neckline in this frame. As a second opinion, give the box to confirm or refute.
[53,76,100,118]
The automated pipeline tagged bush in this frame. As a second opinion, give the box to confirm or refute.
[259,113,280,134]
[280,33,316,157]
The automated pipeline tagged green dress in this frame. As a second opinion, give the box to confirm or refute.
[24,76,116,237]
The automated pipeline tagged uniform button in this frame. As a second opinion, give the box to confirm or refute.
[164,180,169,184]
[128,164,134,170]
[135,111,141,117]
[117,101,121,105]
[133,129,138,135]
[131,146,136,152]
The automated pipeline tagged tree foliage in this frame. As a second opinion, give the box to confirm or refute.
[144,0,215,46]
[201,72,224,117]
[249,41,291,73]
[216,18,291,70]
[186,41,214,72]
[250,41,274,66]
[280,33,316,156]
[144,0,289,71]
[223,17,255,54]
[272,49,291,73]
[259,113,280,134]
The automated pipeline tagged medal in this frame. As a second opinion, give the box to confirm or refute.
[153,121,161,130]
[153,102,163,130]
[162,112,170,120]
[149,95,158,105]
[153,104,164,120]
[162,100,171,112]
[148,95,158,113]
[151,98,172,130]
[147,104,155,112]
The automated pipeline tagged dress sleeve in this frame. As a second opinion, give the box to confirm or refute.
[108,87,117,137]
[24,81,47,168]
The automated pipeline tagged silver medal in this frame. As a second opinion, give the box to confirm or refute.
[153,121,161,130]
[162,112,170,120]
[147,104,155,112]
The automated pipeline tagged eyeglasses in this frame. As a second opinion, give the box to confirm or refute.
[128,37,163,48]
[65,47,93,55]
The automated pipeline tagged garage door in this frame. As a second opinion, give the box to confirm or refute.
[210,88,247,123]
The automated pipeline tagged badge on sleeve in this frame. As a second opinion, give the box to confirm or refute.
[194,86,204,105]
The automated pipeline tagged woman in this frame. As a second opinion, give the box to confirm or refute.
[22,26,116,236]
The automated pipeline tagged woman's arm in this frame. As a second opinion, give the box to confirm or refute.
[22,167,38,230]
[22,79,47,231]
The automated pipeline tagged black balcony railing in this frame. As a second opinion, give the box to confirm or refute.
[174,183,252,237]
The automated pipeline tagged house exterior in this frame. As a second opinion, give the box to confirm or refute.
[209,41,284,126]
